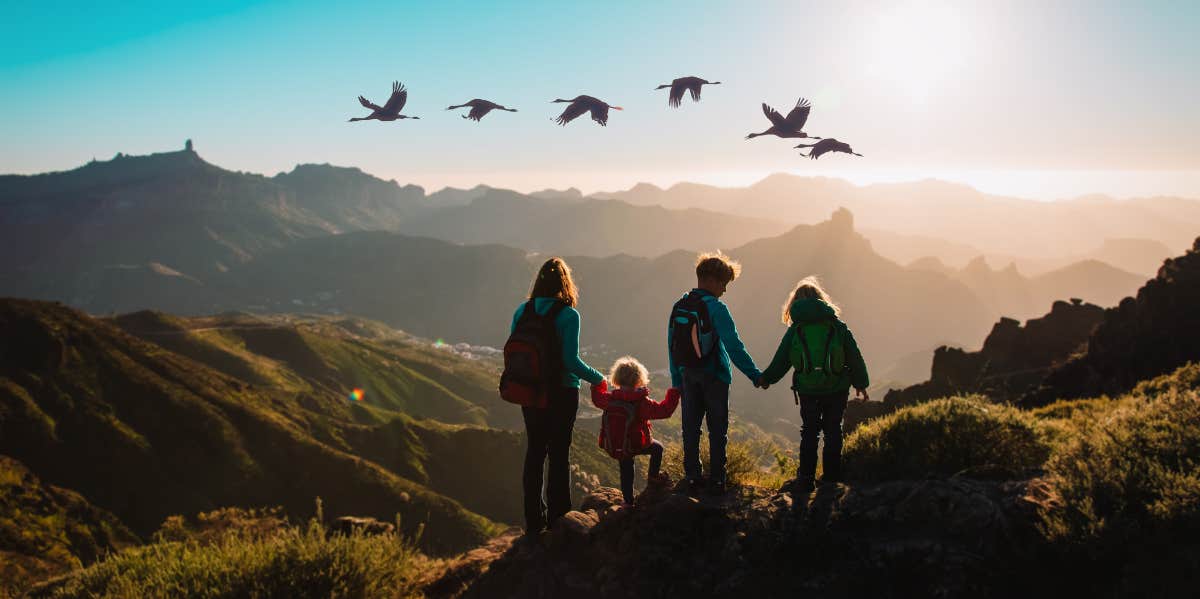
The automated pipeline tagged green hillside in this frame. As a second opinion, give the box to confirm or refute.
[0,299,499,556]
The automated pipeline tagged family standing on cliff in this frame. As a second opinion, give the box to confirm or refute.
[501,253,869,534]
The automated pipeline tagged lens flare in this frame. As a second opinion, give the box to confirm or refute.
[349,388,364,402]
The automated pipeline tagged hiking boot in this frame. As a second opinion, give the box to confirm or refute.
[682,476,707,496]
[781,476,815,495]
[707,479,727,496]
[646,472,673,488]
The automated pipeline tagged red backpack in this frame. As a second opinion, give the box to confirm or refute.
[499,300,566,408]
[599,388,651,460]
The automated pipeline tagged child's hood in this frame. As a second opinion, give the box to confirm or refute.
[789,298,838,324]
[610,387,651,402]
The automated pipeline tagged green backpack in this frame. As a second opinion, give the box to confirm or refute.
[788,320,848,395]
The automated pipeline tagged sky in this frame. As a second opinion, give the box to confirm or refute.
[2,0,1198,199]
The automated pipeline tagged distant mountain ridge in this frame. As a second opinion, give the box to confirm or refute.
[596,173,1200,260]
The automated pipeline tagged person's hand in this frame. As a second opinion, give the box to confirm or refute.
[756,376,769,390]
[593,379,608,393]
[854,387,869,402]
[665,387,681,402]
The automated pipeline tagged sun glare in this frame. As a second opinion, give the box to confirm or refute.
[861,1,973,105]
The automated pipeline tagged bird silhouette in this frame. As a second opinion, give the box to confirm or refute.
[349,81,419,122]
[447,99,517,121]
[551,95,623,126]
[656,76,721,108]
[795,138,863,159]
[746,98,819,140]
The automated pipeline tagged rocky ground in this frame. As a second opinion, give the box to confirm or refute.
[420,477,1066,599]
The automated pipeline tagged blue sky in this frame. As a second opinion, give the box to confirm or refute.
[2,0,1198,198]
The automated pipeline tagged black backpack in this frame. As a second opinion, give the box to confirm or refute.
[500,300,566,408]
[669,291,716,369]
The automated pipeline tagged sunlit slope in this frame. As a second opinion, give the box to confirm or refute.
[110,311,501,427]
[0,299,499,555]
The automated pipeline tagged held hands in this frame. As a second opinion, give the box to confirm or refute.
[755,376,770,390]
[665,387,681,403]
[853,387,870,402]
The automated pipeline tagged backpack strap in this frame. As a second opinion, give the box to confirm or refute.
[820,322,837,372]
[795,324,814,374]
[546,300,568,322]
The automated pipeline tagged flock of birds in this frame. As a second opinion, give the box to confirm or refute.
[348,75,863,160]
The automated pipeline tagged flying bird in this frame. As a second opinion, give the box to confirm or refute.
[551,95,623,126]
[655,76,721,108]
[349,81,419,122]
[795,138,863,159]
[446,99,517,121]
[746,98,819,140]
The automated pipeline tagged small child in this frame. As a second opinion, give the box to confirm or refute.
[591,356,681,506]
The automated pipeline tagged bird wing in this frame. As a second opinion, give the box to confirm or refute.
[382,82,408,113]
[358,96,383,112]
[588,102,611,126]
[556,100,590,125]
[783,98,811,129]
[668,82,686,108]
[809,138,834,158]
[687,79,703,101]
[467,105,491,121]
[762,103,787,127]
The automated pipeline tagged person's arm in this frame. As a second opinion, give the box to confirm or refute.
[590,380,611,409]
[760,328,795,386]
[708,299,762,382]
[844,324,870,391]
[560,307,605,385]
[643,387,681,419]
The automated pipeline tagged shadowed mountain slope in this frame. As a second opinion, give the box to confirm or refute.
[1025,236,1200,404]
[0,455,138,597]
[0,299,499,556]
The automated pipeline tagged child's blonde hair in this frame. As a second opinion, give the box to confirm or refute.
[782,276,842,325]
[609,356,650,388]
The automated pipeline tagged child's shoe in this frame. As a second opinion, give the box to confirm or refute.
[646,472,672,487]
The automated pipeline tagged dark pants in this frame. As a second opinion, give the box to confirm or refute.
[521,387,579,532]
[797,391,849,481]
[681,368,730,483]
[619,440,664,504]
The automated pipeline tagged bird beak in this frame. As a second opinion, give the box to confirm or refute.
[611,106,624,111]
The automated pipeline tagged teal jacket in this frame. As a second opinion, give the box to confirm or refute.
[668,289,763,388]
[511,297,605,389]
[760,298,869,394]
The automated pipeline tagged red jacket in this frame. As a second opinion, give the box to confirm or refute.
[591,381,680,455]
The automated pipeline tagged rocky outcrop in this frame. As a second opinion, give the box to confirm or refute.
[422,480,1061,599]
[1024,236,1200,405]
[846,299,1104,429]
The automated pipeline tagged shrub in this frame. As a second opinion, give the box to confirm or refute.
[1040,388,1200,544]
[29,518,428,599]
[843,396,1052,481]
[662,437,787,488]
[153,507,290,545]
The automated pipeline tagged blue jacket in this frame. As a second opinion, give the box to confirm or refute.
[511,297,605,389]
[668,289,762,388]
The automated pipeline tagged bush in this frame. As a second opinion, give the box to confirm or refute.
[29,518,428,599]
[843,396,1052,481]
[662,437,788,488]
[1040,388,1200,544]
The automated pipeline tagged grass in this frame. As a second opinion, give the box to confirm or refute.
[30,512,429,599]
[842,395,1052,481]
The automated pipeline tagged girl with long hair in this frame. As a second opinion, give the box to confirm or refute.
[510,257,605,533]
